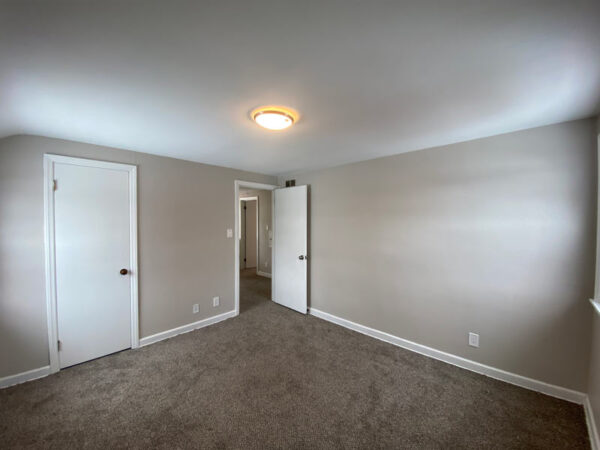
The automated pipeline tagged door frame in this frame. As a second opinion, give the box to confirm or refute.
[239,196,259,272]
[43,154,139,374]
[234,180,279,315]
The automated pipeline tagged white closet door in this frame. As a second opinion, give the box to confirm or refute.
[54,162,132,368]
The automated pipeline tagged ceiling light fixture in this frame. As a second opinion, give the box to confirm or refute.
[251,106,298,131]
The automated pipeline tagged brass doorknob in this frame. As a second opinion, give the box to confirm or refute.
[120,268,128,275]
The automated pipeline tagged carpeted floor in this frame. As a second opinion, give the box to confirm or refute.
[0,269,590,449]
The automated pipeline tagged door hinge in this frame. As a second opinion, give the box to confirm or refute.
[57,340,62,351]
[53,179,57,191]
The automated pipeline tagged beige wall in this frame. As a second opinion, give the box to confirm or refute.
[2,118,597,393]
[0,135,276,378]
[241,189,272,275]
[290,118,597,391]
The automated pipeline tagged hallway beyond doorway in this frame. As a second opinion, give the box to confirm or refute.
[240,268,271,314]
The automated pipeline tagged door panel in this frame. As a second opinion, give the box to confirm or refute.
[273,186,307,314]
[54,163,131,368]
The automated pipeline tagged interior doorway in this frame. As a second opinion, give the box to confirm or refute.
[234,180,309,316]
[235,181,277,315]
[237,187,273,313]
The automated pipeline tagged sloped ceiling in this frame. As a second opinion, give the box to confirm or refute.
[1,0,599,175]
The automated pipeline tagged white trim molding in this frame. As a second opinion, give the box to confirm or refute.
[584,396,600,450]
[43,154,139,374]
[309,307,586,404]
[0,366,51,389]
[257,271,272,278]
[139,310,236,347]
[595,134,600,301]
[591,299,600,316]
[1,310,236,390]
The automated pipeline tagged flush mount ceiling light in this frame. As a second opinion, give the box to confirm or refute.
[251,106,298,131]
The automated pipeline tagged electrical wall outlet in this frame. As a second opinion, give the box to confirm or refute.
[468,332,479,348]
[213,296,220,307]
[192,303,199,314]
[226,229,233,238]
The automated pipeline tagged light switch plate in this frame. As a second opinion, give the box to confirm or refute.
[468,332,479,348]
[226,229,233,238]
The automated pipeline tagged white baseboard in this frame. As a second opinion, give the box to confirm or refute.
[0,307,596,447]
[0,365,51,389]
[309,307,586,404]
[257,271,272,278]
[1,311,237,389]
[584,396,600,450]
[139,310,236,347]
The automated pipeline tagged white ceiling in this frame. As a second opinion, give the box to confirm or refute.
[1,1,599,176]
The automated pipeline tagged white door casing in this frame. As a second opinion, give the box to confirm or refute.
[44,155,139,373]
[273,185,308,314]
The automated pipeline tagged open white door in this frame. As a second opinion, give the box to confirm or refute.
[273,185,308,314]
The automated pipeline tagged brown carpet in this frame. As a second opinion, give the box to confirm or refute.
[0,269,590,449]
